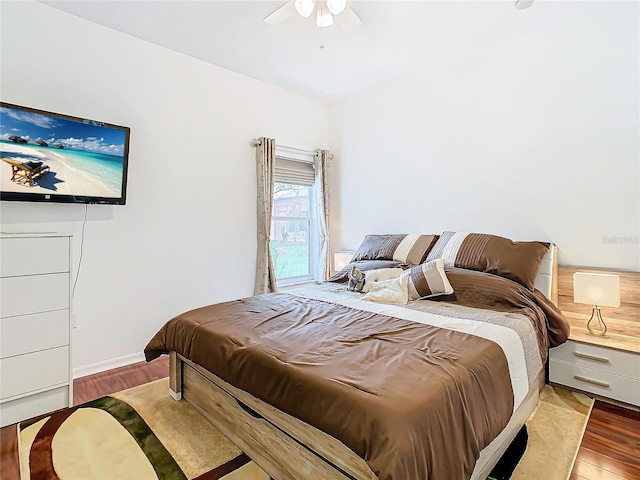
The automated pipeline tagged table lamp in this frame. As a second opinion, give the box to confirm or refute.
[573,272,620,337]
[334,251,354,273]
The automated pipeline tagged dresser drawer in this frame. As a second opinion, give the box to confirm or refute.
[0,273,69,318]
[1,310,69,359]
[0,236,69,278]
[0,346,69,400]
[550,359,640,406]
[0,385,69,427]
[550,341,640,380]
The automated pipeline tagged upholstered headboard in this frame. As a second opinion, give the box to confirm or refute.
[534,244,559,305]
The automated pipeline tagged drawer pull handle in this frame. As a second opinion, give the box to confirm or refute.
[574,352,610,363]
[574,375,610,388]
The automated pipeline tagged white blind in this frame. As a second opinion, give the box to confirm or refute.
[274,157,315,186]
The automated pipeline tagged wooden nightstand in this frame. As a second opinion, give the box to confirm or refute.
[551,265,640,409]
[549,313,640,408]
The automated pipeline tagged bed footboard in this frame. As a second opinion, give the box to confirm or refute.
[169,352,376,480]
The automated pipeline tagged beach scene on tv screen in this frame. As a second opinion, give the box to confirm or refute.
[0,106,126,198]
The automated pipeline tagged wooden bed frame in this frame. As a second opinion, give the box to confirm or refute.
[167,246,559,480]
[169,352,544,480]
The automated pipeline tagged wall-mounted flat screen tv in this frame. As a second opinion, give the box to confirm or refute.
[0,102,130,205]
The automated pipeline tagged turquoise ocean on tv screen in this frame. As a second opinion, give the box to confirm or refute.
[52,148,124,194]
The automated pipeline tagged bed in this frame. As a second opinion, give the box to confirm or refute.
[145,232,570,480]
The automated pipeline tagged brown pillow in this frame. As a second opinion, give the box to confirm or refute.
[351,234,438,265]
[425,231,549,290]
[327,260,409,283]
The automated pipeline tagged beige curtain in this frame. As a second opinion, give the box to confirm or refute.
[315,149,331,281]
[254,137,278,295]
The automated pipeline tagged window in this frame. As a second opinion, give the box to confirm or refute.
[269,148,317,285]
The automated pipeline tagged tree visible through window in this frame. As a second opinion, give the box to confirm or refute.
[270,182,314,282]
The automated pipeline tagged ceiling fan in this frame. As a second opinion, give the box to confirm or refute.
[264,0,362,30]
[514,0,535,9]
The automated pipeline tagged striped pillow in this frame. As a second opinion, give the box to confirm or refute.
[407,259,454,300]
[352,234,438,266]
[425,232,549,290]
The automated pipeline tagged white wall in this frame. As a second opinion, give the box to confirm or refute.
[328,1,639,271]
[1,1,328,374]
[2,1,638,375]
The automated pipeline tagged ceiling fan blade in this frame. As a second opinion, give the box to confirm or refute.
[263,1,295,25]
[335,5,361,30]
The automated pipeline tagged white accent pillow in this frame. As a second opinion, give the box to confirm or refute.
[362,268,405,293]
[362,272,409,305]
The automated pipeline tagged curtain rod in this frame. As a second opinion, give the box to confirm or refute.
[250,139,308,153]
[251,139,333,159]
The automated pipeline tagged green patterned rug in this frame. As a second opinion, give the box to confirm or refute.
[18,378,592,480]
[19,379,268,480]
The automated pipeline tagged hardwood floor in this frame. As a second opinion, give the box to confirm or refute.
[570,402,640,480]
[72,356,170,404]
[1,357,638,480]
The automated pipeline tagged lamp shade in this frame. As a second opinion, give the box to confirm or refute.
[334,251,354,272]
[573,272,620,308]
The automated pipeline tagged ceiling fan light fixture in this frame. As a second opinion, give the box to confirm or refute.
[326,0,346,16]
[514,0,535,9]
[295,0,316,19]
[316,3,334,28]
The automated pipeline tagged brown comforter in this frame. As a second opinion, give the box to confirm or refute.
[441,267,570,356]
[145,270,569,480]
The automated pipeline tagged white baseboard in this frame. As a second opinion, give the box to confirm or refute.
[73,352,146,379]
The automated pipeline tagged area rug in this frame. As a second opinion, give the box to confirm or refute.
[511,384,594,480]
[18,379,593,480]
[18,379,268,480]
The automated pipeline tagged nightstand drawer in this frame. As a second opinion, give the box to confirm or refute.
[550,359,640,406]
[550,341,640,380]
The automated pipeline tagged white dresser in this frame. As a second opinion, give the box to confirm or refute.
[0,233,73,427]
